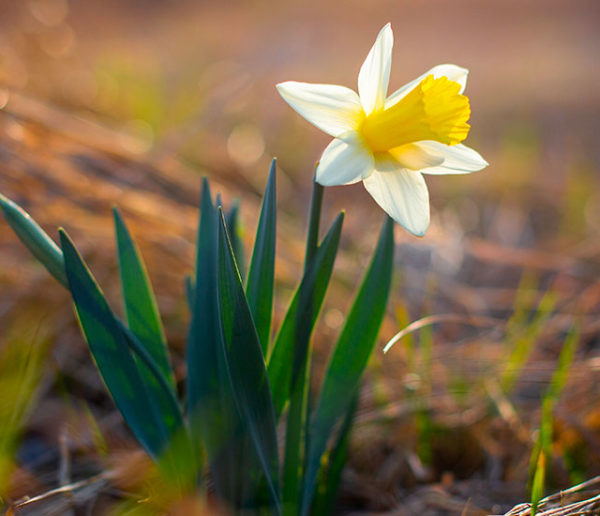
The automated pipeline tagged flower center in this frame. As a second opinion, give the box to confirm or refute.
[360,75,471,153]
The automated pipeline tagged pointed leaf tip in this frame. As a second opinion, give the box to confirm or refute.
[246,160,277,354]
[59,228,174,458]
[0,195,68,288]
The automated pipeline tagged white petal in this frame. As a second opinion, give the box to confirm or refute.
[415,141,488,174]
[389,143,444,170]
[385,64,469,109]
[276,81,363,137]
[363,157,430,236]
[358,23,393,116]
[316,133,374,186]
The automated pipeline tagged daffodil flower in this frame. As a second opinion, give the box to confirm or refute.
[277,23,488,236]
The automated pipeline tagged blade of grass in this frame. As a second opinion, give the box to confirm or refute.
[546,323,579,404]
[0,317,49,497]
[301,216,394,514]
[59,229,172,459]
[246,159,277,356]
[416,277,436,467]
[530,443,547,516]
[217,209,281,513]
[528,322,580,513]
[501,289,558,393]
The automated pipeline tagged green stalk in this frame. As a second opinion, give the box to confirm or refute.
[304,179,324,268]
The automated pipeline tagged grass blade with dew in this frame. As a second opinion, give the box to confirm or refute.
[301,215,394,515]
[0,193,68,288]
[59,229,173,459]
[245,159,277,356]
[217,209,281,513]
[267,211,344,420]
[113,208,180,433]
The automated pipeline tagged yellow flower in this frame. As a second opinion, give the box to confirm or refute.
[277,23,488,236]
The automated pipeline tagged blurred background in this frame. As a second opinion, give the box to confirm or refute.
[0,0,599,514]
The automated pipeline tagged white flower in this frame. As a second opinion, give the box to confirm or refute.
[277,23,488,236]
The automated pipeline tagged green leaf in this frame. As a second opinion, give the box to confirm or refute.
[226,199,245,280]
[186,179,244,504]
[184,274,194,310]
[312,392,359,516]
[546,323,579,404]
[0,197,183,445]
[281,358,310,515]
[281,178,324,514]
[113,208,180,435]
[217,209,281,512]
[267,212,344,420]
[59,229,172,459]
[530,447,546,515]
[246,159,277,356]
[0,194,68,288]
[113,208,174,383]
[301,216,394,514]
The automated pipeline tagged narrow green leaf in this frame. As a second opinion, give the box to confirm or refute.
[187,178,220,417]
[184,275,194,310]
[267,212,344,420]
[282,358,311,515]
[546,323,579,404]
[217,209,281,512]
[312,392,359,516]
[113,208,174,385]
[246,159,277,355]
[226,199,245,280]
[282,177,324,514]
[528,323,579,514]
[0,193,67,287]
[530,448,546,515]
[59,229,171,459]
[186,179,243,504]
[302,216,394,514]
[113,208,180,437]
[501,289,558,393]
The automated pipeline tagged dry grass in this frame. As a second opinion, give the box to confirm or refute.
[502,476,600,516]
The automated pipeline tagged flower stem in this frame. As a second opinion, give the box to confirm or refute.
[304,177,324,270]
